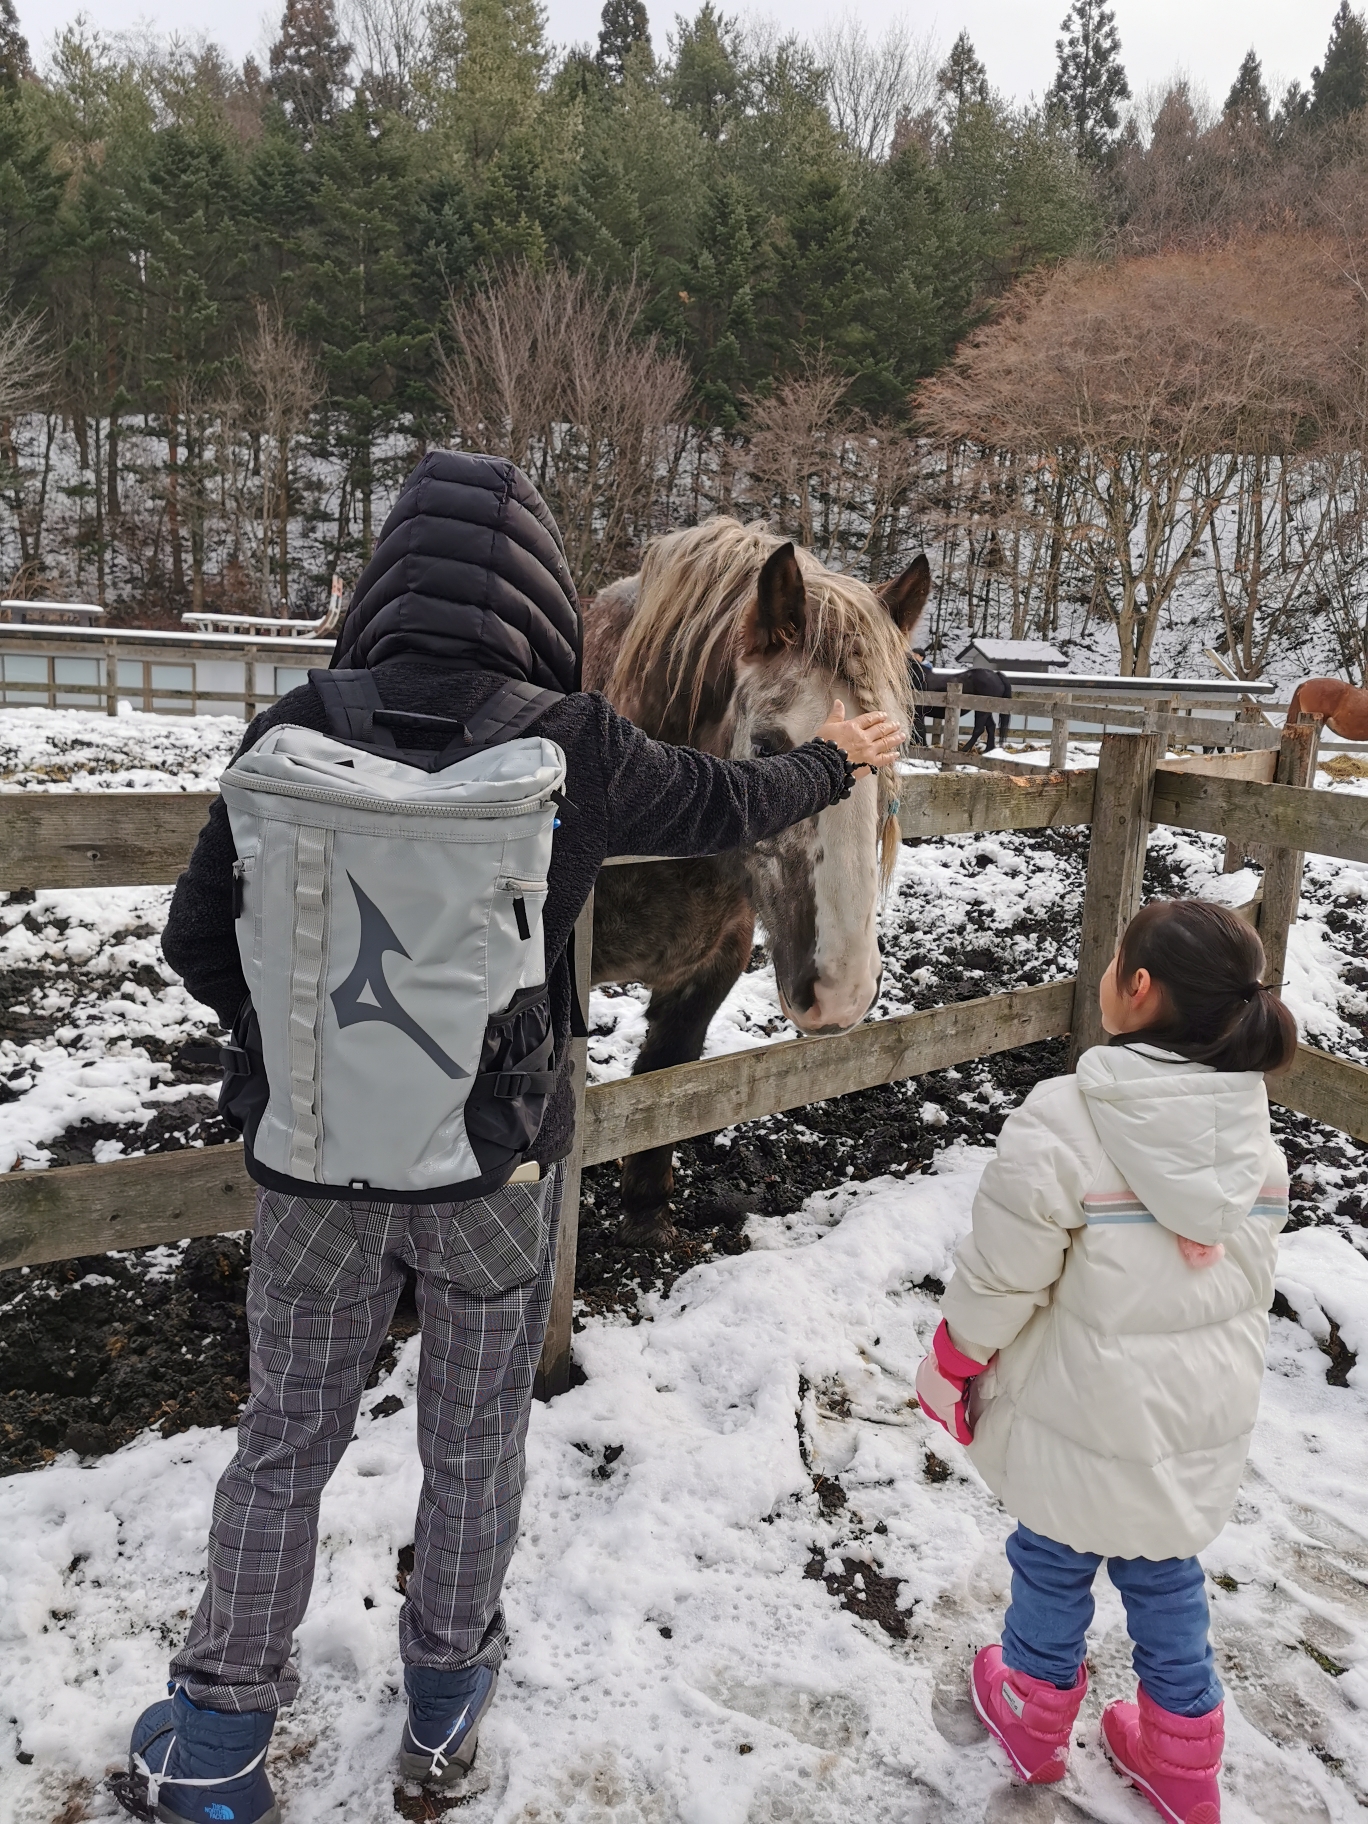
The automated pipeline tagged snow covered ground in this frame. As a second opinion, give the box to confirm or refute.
[1,708,1367,1822]
[2,1157,1366,1824]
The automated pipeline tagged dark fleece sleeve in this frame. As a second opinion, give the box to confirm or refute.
[161,796,247,1027]
[598,710,854,859]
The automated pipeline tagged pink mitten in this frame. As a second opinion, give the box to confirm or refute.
[1177,1235,1224,1268]
[915,1320,994,1445]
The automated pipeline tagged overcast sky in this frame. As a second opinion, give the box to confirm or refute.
[13,0,1336,119]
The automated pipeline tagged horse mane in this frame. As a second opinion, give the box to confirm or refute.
[607,517,913,737]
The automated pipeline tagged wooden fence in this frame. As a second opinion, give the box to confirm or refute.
[1,722,1366,1397]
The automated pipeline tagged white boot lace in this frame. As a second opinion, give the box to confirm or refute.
[407,1701,473,1777]
[134,1733,270,1816]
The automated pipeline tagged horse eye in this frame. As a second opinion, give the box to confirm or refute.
[751,729,791,758]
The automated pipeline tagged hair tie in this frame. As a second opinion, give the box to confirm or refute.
[1242,981,1281,1000]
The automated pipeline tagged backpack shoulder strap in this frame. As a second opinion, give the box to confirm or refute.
[309,668,399,751]
[463,681,562,751]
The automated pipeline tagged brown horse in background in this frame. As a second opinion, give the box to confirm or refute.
[583,517,930,1238]
[1286,677,1368,739]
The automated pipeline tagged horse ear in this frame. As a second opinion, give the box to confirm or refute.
[744,542,806,655]
[879,553,932,636]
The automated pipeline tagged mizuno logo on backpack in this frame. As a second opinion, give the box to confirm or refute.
[218,672,566,1201]
[332,876,468,1081]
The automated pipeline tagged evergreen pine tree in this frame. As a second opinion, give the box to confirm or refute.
[1274,78,1311,134]
[596,0,651,82]
[1310,1,1368,124]
[936,31,988,126]
[669,4,744,140]
[268,0,353,132]
[1047,0,1129,162]
[425,0,549,171]
[1223,49,1269,126]
[0,0,30,92]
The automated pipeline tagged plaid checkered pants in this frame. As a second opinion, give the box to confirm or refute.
[171,1165,563,1713]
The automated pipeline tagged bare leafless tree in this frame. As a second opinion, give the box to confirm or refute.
[0,307,55,423]
[439,261,692,590]
[242,301,323,613]
[815,13,938,162]
[741,359,922,577]
[918,236,1366,674]
[1309,456,1368,683]
[343,0,427,110]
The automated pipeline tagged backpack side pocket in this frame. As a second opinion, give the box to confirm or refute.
[219,996,270,1145]
[464,983,556,1178]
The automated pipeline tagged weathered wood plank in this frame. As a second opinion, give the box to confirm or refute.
[0,790,214,891]
[1069,730,1160,1065]
[0,982,1075,1269]
[1159,749,1278,783]
[1270,1044,1368,1144]
[1151,769,1368,866]
[1259,719,1319,991]
[0,1144,256,1270]
[0,770,1099,899]
[897,767,1095,839]
[578,979,1075,1167]
[4,997,1365,1271]
[939,682,962,771]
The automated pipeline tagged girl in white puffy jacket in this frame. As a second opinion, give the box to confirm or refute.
[917,900,1296,1824]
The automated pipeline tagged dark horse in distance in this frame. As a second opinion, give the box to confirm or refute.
[583,519,930,1238]
[907,654,1012,752]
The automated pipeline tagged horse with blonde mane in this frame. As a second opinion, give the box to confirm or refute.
[583,517,930,1238]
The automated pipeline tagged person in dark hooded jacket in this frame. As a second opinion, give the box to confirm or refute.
[122,454,901,1823]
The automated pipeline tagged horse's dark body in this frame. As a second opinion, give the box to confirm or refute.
[907,658,1012,752]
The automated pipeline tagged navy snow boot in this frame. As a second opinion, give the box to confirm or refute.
[398,1664,498,1787]
[114,1686,279,1824]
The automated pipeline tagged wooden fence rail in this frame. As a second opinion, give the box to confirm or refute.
[12,750,1362,902]
[1,733,1365,1394]
[1,977,1362,1275]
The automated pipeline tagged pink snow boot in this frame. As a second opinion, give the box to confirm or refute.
[971,1645,1087,1784]
[1101,1688,1223,1824]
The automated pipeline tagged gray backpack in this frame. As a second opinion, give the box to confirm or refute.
[217,672,566,1201]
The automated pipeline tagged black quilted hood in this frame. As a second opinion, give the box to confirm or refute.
[331,451,582,691]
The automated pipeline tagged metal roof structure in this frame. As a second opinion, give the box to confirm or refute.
[956,638,1068,669]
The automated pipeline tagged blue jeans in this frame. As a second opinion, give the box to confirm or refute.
[1002,1524,1223,1717]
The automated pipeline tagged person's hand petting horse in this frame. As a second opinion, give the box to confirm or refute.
[813,699,904,774]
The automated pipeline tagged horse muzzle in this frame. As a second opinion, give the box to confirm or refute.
[779,970,880,1036]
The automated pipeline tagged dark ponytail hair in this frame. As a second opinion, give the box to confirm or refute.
[1115,899,1298,1074]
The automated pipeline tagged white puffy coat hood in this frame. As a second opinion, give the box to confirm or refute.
[1075,1043,1272,1246]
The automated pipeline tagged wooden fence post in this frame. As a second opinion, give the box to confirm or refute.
[939,683,962,770]
[536,890,595,1400]
[1223,704,1263,872]
[1258,715,1319,995]
[1069,727,1161,1066]
[1049,712,1069,772]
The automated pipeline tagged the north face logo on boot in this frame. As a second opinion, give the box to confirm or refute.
[332,875,468,1080]
[1001,1681,1026,1718]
